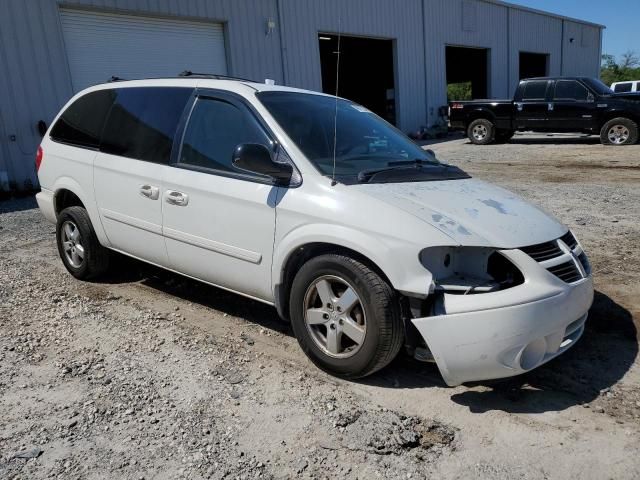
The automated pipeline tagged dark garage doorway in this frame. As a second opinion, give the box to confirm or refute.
[318,34,396,125]
[519,52,549,80]
[446,46,489,101]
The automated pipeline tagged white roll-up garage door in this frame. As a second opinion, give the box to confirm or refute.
[60,9,228,92]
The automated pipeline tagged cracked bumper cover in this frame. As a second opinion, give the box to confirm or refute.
[411,250,594,387]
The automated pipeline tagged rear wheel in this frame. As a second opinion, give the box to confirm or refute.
[467,119,495,145]
[56,206,109,280]
[289,254,404,379]
[600,117,638,145]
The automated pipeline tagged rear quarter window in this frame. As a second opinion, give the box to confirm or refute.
[100,87,192,164]
[50,89,116,148]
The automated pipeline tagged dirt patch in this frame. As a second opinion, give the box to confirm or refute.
[2,132,640,479]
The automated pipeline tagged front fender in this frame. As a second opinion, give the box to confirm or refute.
[273,223,434,299]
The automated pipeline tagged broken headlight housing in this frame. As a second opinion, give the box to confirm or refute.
[419,246,524,295]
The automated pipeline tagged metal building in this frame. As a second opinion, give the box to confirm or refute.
[0,0,604,193]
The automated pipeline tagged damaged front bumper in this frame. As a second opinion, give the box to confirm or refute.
[411,249,594,386]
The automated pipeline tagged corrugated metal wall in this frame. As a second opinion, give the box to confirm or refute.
[277,0,427,132]
[424,0,510,125]
[562,21,602,78]
[0,0,604,193]
[508,8,563,94]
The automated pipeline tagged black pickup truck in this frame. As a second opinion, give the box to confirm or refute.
[449,77,640,145]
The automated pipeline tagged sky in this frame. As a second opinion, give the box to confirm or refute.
[508,0,639,60]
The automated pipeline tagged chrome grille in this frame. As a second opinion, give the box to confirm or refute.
[547,261,583,283]
[520,230,589,284]
[520,241,563,262]
[560,231,578,250]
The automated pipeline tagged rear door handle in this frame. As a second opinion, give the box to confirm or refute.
[139,184,159,200]
[516,103,523,112]
[165,190,189,207]
[548,103,554,111]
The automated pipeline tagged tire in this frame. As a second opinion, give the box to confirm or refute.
[467,119,495,145]
[600,117,639,146]
[495,129,515,143]
[289,254,404,379]
[56,206,110,280]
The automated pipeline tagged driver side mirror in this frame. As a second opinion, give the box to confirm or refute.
[587,93,595,102]
[232,143,293,184]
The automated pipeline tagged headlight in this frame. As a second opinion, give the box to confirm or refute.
[420,246,524,295]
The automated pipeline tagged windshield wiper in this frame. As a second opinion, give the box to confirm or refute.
[357,159,443,183]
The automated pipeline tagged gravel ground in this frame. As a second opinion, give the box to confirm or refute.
[1,133,639,479]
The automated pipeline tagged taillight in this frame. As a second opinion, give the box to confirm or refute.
[35,146,43,172]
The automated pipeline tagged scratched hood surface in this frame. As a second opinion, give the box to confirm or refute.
[352,178,566,248]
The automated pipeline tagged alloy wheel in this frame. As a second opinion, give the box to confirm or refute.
[61,221,85,268]
[303,275,367,358]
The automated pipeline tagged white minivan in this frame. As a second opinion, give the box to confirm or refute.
[36,76,593,386]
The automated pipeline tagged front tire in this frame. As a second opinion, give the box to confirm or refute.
[289,254,404,379]
[600,117,638,145]
[56,206,109,280]
[467,119,495,145]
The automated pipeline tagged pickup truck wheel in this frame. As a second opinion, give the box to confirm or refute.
[289,254,404,379]
[600,118,639,145]
[56,206,110,280]
[467,119,495,145]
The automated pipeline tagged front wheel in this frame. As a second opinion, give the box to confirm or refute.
[467,119,495,145]
[289,254,404,379]
[600,117,639,145]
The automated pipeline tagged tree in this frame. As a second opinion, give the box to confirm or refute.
[601,51,640,86]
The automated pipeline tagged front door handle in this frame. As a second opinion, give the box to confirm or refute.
[139,184,159,200]
[548,103,554,111]
[165,190,189,207]
[516,103,523,112]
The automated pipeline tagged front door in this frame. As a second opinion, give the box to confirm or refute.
[514,79,552,130]
[547,79,597,131]
[162,90,279,302]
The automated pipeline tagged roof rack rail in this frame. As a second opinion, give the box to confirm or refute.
[107,76,127,83]
[178,70,255,82]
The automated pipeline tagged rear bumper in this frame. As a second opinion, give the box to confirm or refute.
[412,251,594,386]
[36,189,56,224]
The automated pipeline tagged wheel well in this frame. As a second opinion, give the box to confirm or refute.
[466,111,495,128]
[275,243,393,321]
[600,113,640,129]
[54,189,85,216]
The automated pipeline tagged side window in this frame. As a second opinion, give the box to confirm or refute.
[179,97,271,174]
[50,90,116,148]
[554,80,589,101]
[521,81,549,101]
[100,87,192,164]
[614,83,632,93]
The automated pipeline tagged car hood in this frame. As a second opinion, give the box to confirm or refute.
[352,178,566,248]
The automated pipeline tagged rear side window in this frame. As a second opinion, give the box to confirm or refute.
[50,90,116,148]
[101,87,192,164]
[554,80,589,101]
[522,81,549,100]
[179,97,270,173]
[614,83,633,93]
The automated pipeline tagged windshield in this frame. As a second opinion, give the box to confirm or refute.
[583,78,613,95]
[257,91,466,183]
